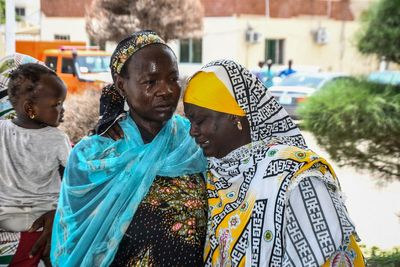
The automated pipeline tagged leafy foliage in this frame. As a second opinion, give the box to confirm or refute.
[364,246,400,267]
[299,78,400,181]
[86,0,204,43]
[0,0,5,24]
[356,0,400,64]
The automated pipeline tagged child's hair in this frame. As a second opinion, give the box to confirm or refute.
[7,63,61,107]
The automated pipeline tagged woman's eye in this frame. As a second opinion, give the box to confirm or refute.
[143,80,156,86]
[196,119,204,125]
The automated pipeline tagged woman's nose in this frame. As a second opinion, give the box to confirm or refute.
[189,124,199,137]
[156,81,173,96]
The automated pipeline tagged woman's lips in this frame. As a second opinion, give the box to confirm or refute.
[197,140,210,148]
[154,104,173,112]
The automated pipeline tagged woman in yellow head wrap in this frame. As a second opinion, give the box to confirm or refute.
[183,59,365,267]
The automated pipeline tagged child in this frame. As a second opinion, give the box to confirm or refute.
[0,53,43,120]
[0,63,71,266]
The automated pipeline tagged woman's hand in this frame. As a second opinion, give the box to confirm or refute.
[104,123,124,140]
[29,210,56,267]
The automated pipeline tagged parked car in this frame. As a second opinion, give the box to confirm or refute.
[367,71,400,86]
[268,72,349,119]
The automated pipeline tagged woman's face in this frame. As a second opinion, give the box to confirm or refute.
[117,44,181,125]
[184,103,249,158]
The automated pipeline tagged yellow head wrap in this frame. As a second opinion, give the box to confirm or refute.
[183,71,245,116]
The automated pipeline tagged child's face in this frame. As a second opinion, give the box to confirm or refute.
[32,75,67,127]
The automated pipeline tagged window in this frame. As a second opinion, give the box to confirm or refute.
[61,58,74,74]
[15,7,25,17]
[265,39,285,64]
[54,34,70,41]
[180,39,202,63]
[76,56,111,73]
[45,56,58,71]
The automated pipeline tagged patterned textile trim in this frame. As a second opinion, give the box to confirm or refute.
[0,231,20,266]
[0,108,15,119]
[110,31,165,76]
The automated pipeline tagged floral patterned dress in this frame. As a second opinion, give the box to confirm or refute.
[110,173,207,267]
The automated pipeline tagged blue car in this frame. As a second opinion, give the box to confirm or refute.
[268,72,349,119]
[368,71,400,86]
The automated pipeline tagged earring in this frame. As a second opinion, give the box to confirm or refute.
[237,120,243,131]
[30,114,35,119]
[124,100,129,111]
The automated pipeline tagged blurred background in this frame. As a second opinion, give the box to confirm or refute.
[0,0,396,75]
[1,0,399,265]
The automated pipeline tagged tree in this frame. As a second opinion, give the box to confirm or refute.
[86,0,204,43]
[299,79,400,181]
[0,0,5,24]
[356,0,400,64]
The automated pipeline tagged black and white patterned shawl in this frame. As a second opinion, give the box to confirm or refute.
[199,60,361,267]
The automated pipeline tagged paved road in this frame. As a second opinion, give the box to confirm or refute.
[302,131,400,250]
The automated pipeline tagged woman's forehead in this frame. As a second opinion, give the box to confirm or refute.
[133,44,175,62]
[184,103,217,117]
[130,45,177,72]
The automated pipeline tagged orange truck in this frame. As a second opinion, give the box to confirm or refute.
[16,40,112,93]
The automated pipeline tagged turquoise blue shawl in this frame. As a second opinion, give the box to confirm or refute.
[50,114,206,267]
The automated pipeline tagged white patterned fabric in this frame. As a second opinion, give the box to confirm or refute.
[199,60,364,266]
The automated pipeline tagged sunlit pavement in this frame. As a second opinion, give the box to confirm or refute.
[302,131,400,250]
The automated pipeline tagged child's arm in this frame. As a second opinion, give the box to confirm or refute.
[28,210,56,267]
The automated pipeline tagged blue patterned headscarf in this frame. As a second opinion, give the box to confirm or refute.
[50,31,206,267]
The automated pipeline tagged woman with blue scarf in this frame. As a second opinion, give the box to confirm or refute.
[51,31,208,267]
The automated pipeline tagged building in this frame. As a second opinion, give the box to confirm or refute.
[0,0,91,55]
[1,0,382,75]
[171,0,380,77]
[39,0,92,43]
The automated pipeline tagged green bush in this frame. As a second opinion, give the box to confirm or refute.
[298,78,400,181]
[356,0,400,64]
[364,246,400,267]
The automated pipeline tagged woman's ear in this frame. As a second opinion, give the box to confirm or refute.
[231,115,251,136]
[229,115,241,125]
[115,75,126,98]
[226,115,241,131]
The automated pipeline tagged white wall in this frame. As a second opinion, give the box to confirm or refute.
[175,15,384,76]
[15,0,40,26]
[172,17,246,78]
[40,16,89,43]
[240,16,378,74]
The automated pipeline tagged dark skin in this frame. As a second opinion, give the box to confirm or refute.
[28,210,55,266]
[11,74,67,267]
[12,74,66,129]
[184,103,251,158]
[105,121,124,140]
[114,44,181,142]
